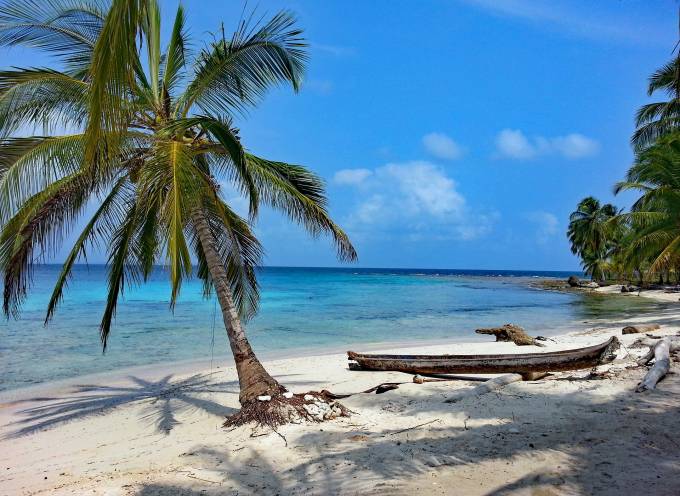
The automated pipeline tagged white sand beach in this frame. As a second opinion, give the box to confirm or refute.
[1,305,679,496]
[593,284,680,303]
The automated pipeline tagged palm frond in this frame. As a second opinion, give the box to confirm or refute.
[85,0,146,163]
[45,176,129,323]
[161,4,187,100]
[178,10,307,117]
[0,134,85,223]
[141,0,160,105]
[243,154,356,262]
[189,167,262,318]
[100,194,143,350]
[0,68,89,135]
[0,171,90,318]
[171,115,258,217]
[0,0,106,76]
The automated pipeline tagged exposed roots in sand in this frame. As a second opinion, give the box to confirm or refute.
[223,391,351,429]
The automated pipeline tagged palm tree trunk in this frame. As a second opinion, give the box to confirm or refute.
[193,213,283,405]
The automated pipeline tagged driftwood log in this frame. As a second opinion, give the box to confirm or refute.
[634,336,680,366]
[622,324,661,335]
[476,324,546,347]
[636,337,672,392]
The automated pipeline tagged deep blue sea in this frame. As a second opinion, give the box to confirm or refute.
[0,266,666,392]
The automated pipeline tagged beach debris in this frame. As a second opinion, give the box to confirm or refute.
[349,434,370,442]
[636,337,674,392]
[444,373,524,403]
[224,390,350,429]
[475,324,546,347]
[301,395,345,421]
[622,324,661,335]
[520,372,549,381]
[388,418,441,435]
[635,336,680,365]
[412,373,487,384]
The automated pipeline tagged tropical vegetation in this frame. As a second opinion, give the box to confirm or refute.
[569,49,680,285]
[0,0,356,425]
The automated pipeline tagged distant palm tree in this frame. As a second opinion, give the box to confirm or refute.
[615,133,680,276]
[567,197,619,281]
[632,54,680,150]
[0,0,355,425]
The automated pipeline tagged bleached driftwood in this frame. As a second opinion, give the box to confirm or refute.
[444,373,523,403]
[634,336,680,365]
[636,337,672,392]
[622,324,661,335]
[475,324,546,347]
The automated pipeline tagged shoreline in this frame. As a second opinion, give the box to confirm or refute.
[2,277,671,400]
[0,328,565,403]
[0,309,589,400]
[2,307,679,494]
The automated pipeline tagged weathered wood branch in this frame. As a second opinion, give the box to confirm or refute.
[635,336,680,366]
[636,337,672,392]
[476,324,546,347]
[622,324,661,335]
[444,373,523,403]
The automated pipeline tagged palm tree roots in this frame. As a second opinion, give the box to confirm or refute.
[223,391,350,429]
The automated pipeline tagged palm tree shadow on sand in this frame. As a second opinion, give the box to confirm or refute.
[3,373,241,439]
[131,373,680,496]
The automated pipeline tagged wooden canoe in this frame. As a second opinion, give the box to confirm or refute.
[347,336,620,374]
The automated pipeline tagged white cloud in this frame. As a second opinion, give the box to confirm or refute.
[459,0,668,47]
[495,129,599,160]
[422,132,464,160]
[333,168,373,186]
[378,162,465,217]
[342,160,495,241]
[527,211,559,243]
[496,129,536,159]
[550,134,600,159]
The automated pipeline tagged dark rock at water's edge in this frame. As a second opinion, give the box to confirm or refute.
[566,275,600,289]
[621,284,639,293]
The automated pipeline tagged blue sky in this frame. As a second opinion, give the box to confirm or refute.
[3,0,678,270]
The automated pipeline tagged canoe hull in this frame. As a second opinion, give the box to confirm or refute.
[347,337,620,374]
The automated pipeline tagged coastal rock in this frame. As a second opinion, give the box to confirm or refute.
[567,275,581,287]
[582,281,600,289]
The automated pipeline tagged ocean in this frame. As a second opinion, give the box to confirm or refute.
[0,265,665,392]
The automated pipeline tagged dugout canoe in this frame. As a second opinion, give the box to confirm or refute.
[347,336,620,374]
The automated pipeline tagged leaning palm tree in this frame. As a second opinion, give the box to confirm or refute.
[615,133,680,279]
[567,197,619,281]
[0,0,356,425]
[632,53,680,150]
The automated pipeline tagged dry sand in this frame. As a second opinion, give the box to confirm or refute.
[1,302,679,495]
[594,284,680,303]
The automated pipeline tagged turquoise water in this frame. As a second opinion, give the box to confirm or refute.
[0,266,666,391]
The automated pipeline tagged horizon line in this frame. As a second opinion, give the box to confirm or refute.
[33,263,582,274]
